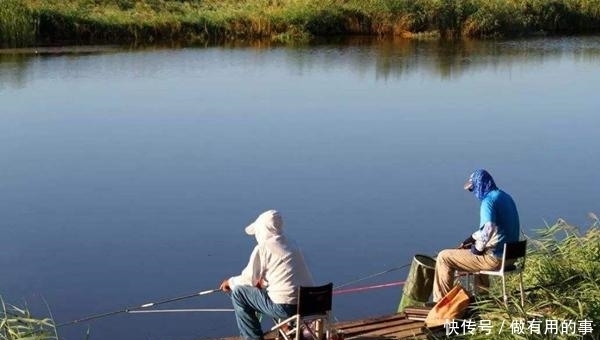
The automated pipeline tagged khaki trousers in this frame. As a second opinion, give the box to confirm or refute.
[433,249,501,302]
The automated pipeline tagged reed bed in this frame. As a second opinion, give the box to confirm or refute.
[0,0,36,47]
[0,297,57,340]
[0,0,599,46]
[468,214,600,340]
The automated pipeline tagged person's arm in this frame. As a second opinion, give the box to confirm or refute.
[227,246,263,289]
[296,248,315,285]
[470,200,498,255]
[471,222,497,255]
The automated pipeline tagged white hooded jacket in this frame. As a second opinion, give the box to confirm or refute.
[228,210,314,305]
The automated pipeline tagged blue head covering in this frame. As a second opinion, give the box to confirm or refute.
[466,169,498,201]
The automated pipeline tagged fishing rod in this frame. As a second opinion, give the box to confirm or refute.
[56,288,222,327]
[127,281,409,315]
[57,262,415,325]
[80,281,409,316]
[128,308,234,313]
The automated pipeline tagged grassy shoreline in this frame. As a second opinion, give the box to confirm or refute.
[469,216,600,340]
[1,0,600,48]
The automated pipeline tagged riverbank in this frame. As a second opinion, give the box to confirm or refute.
[2,0,600,48]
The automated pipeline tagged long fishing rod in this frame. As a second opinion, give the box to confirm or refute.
[56,288,221,327]
[57,262,414,325]
[121,280,408,315]
[125,281,408,313]
[126,281,409,315]
[128,308,234,313]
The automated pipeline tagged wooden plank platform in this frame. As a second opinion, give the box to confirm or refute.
[335,313,424,338]
[403,306,432,321]
[209,307,444,340]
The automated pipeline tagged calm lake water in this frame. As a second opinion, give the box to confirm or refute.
[1,36,599,340]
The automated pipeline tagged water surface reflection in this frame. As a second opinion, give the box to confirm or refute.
[0,36,599,340]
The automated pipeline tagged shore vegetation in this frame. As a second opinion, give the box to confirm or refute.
[1,0,600,47]
[0,297,57,340]
[468,214,600,340]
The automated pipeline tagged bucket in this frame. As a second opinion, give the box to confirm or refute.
[397,254,436,313]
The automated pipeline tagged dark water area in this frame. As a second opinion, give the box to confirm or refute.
[1,36,599,340]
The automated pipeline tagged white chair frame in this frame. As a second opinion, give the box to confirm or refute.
[464,240,527,307]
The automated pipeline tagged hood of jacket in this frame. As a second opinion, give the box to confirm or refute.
[245,210,284,245]
[469,169,498,201]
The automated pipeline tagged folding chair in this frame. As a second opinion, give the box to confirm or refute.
[464,240,527,307]
[271,282,333,340]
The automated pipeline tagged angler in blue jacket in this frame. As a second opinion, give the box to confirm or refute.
[433,169,520,302]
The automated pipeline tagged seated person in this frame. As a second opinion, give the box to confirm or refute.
[220,210,314,340]
[433,169,520,301]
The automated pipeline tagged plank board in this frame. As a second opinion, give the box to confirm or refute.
[208,309,433,340]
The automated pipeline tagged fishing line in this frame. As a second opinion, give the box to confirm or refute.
[333,280,405,295]
[56,288,221,327]
[334,263,411,289]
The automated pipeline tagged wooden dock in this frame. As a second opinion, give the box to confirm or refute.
[213,306,445,340]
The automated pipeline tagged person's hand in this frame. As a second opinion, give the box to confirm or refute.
[470,244,484,255]
[219,279,231,293]
[255,278,267,289]
[458,236,475,249]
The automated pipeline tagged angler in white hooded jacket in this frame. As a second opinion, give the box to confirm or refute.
[219,210,314,340]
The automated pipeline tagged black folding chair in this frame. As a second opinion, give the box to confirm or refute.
[271,283,333,340]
